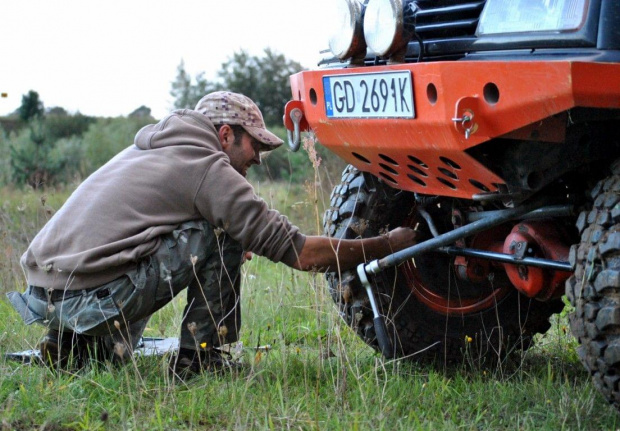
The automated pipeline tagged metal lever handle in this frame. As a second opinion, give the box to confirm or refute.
[357,263,394,359]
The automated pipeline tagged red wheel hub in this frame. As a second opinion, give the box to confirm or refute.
[401,217,572,315]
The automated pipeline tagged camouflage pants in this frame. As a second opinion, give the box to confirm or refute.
[156,220,244,350]
[8,220,244,356]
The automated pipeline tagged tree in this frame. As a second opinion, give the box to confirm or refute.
[170,60,192,109]
[168,50,307,184]
[8,92,96,187]
[170,60,219,109]
[18,90,44,122]
[47,106,68,116]
[169,49,304,126]
[44,111,95,141]
[9,119,62,188]
[129,105,153,119]
[218,51,260,103]
[219,48,303,126]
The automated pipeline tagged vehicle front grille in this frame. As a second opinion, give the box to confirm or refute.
[413,0,486,41]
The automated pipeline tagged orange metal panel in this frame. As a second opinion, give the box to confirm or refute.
[573,62,620,107]
[289,61,620,198]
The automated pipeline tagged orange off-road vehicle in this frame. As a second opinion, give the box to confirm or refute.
[284,0,620,409]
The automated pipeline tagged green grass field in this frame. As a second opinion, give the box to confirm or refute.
[1,178,619,430]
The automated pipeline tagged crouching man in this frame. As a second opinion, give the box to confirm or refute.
[7,91,417,377]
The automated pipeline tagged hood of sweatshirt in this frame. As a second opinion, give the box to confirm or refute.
[134,109,221,151]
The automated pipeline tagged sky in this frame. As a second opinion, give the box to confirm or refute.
[1,0,335,119]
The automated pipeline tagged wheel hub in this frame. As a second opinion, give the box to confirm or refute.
[401,214,572,315]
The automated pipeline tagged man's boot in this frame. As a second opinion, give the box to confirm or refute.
[169,347,243,381]
[39,329,90,369]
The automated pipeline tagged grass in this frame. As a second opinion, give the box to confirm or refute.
[1,165,620,429]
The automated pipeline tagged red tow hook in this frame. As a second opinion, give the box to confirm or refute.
[283,100,309,152]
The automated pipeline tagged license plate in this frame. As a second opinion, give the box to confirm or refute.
[323,71,415,119]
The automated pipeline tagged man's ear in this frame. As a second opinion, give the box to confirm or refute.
[218,124,233,150]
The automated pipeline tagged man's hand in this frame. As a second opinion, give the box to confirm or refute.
[291,227,419,272]
[385,227,419,252]
[242,251,253,264]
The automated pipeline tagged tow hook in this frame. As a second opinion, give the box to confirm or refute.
[287,108,304,151]
[283,100,310,152]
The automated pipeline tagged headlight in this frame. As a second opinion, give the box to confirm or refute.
[364,0,416,58]
[477,0,589,36]
[328,0,367,60]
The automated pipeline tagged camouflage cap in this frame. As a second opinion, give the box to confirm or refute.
[195,91,283,151]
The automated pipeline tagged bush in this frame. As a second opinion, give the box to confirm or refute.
[3,110,345,189]
[8,120,66,188]
[249,126,346,185]
[80,116,153,176]
[44,112,95,141]
[0,125,10,185]
[5,114,152,188]
[5,112,97,188]
[50,136,86,185]
[0,116,22,135]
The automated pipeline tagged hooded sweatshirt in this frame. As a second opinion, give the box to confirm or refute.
[21,110,306,290]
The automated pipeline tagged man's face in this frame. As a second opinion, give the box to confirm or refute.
[221,127,261,177]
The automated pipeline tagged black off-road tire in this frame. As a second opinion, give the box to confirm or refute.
[567,159,620,408]
[324,165,564,363]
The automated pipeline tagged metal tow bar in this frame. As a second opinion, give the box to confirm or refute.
[356,202,541,359]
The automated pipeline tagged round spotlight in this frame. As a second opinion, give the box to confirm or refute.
[328,0,367,60]
[364,0,411,57]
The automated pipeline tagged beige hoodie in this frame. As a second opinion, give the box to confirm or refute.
[21,110,306,290]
